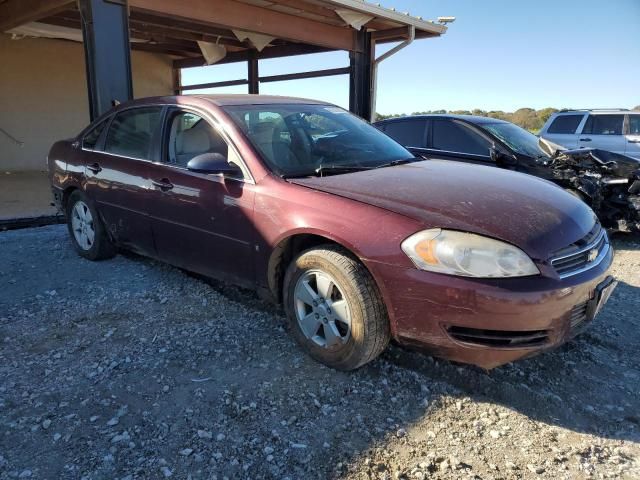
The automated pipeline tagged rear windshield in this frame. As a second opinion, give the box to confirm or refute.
[222,104,412,177]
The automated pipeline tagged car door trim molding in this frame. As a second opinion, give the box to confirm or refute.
[99,199,252,246]
[97,200,148,218]
[146,212,252,246]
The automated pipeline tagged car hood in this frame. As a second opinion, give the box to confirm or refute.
[559,148,640,178]
[290,160,597,260]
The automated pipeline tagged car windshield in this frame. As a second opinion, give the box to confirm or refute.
[483,122,550,158]
[222,104,414,176]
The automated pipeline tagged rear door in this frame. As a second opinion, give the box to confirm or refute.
[624,114,640,159]
[83,106,163,256]
[379,119,427,154]
[145,108,257,286]
[423,118,493,164]
[579,114,626,154]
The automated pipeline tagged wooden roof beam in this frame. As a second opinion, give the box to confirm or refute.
[174,43,333,69]
[0,0,74,32]
[129,0,357,52]
[43,10,252,49]
[264,0,342,23]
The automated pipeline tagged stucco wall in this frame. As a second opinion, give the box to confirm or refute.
[0,34,174,171]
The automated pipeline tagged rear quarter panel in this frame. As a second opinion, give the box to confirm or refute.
[47,139,86,206]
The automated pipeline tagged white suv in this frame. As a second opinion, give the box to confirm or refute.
[540,109,640,159]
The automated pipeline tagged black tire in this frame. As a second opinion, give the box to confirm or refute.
[65,190,115,261]
[283,245,390,371]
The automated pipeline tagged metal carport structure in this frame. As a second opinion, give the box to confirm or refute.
[1,0,447,122]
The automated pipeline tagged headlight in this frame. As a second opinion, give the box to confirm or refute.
[401,229,539,278]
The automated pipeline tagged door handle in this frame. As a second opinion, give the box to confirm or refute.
[152,179,174,190]
[579,138,592,142]
[87,162,102,173]
[629,139,640,144]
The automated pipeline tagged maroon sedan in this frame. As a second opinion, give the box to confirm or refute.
[48,95,616,370]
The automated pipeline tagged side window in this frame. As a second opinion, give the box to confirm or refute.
[431,120,491,156]
[82,118,108,150]
[104,107,162,159]
[168,111,228,168]
[547,114,583,134]
[383,120,426,147]
[629,116,640,135]
[582,115,624,135]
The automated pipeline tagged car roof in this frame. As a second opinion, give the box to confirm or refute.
[112,94,331,110]
[554,109,634,115]
[375,114,509,125]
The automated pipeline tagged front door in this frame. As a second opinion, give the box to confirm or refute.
[83,106,164,256]
[146,109,256,286]
[422,118,493,165]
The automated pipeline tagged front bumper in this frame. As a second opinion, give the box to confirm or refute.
[368,246,614,369]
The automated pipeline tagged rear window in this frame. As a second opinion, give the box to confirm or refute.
[582,114,624,135]
[104,107,162,159]
[547,114,583,134]
[382,120,426,147]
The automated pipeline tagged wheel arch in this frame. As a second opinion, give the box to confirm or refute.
[266,229,370,304]
[62,185,81,211]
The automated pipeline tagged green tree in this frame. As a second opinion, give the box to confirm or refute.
[511,108,543,132]
[537,107,558,123]
[376,107,563,133]
[486,111,507,120]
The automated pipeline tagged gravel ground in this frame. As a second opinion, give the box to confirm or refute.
[1,225,639,480]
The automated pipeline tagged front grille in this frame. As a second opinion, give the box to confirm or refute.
[569,301,589,329]
[550,223,609,278]
[447,326,549,348]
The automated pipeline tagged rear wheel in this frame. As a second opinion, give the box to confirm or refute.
[283,245,390,371]
[66,190,115,261]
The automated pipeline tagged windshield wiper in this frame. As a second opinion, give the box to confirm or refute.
[313,164,373,177]
[375,157,418,169]
[283,159,416,179]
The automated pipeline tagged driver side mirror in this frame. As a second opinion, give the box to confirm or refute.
[489,147,517,166]
[187,152,243,177]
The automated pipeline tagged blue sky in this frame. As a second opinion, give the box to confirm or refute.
[182,0,640,115]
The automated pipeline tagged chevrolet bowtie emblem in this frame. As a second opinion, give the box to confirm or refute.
[587,249,598,262]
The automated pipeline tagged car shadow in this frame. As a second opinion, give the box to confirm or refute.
[183,253,639,440]
[383,280,640,444]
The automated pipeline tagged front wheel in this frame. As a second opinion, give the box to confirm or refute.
[66,190,115,261]
[283,245,390,371]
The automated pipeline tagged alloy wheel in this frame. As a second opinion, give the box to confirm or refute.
[70,201,95,251]
[294,270,352,348]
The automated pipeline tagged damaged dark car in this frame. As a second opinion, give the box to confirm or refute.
[375,115,640,232]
